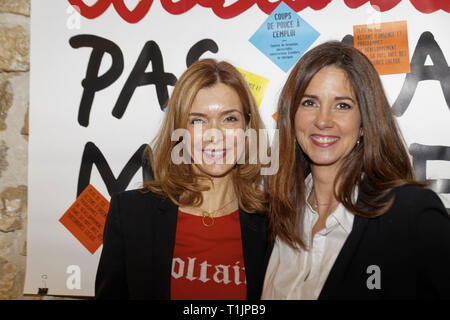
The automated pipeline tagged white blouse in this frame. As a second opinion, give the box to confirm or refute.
[261,175,355,300]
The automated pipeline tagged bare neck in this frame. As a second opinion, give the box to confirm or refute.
[201,174,237,211]
[309,165,340,214]
[180,172,238,217]
[308,165,341,237]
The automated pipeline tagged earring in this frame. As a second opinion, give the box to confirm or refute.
[357,128,363,146]
[356,135,362,146]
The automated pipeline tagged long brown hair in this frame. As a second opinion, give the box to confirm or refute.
[144,59,268,214]
[267,41,424,249]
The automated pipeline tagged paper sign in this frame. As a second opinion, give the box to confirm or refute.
[353,21,410,75]
[59,185,110,254]
[249,2,320,72]
[272,112,278,122]
[236,67,269,108]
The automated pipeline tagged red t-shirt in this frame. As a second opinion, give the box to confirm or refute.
[170,209,247,300]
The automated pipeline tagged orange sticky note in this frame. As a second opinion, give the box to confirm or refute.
[272,112,278,122]
[59,185,110,254]
[353,21,410,75]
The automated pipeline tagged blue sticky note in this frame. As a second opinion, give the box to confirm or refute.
[249,2,320,72]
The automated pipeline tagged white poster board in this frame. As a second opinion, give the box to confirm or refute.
[25,0,450,296]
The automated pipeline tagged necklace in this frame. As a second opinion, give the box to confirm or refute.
[311,188,334,210]
[201,198,237,227]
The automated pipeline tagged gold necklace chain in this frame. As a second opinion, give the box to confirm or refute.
[201,198,237,227]
[311,187,335,209]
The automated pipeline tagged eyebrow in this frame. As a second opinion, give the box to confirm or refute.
[188,109,244,117]
[302,94,356,104]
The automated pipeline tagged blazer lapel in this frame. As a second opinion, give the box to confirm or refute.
[319,214,368,299]
[151,196,178,299]
[239,209,267,300]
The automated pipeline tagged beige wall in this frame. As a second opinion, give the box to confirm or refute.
[0,0,88,300]
[0,0,36,300]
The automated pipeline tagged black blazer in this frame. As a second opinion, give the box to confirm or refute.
[95,189,270,300]
[317,185,450,299]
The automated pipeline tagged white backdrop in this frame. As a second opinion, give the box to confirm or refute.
[25,0,450,296]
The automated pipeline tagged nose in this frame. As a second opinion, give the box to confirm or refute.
[314,107,334,130]
[203,120,224,144]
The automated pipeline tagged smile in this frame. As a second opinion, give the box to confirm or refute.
[202,149,228,160]
[310,135,339,147]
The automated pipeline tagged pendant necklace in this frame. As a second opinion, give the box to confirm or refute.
[311,187,334,210]
[201,198,237,227]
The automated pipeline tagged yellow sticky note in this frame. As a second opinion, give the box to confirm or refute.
[236,67,269,108]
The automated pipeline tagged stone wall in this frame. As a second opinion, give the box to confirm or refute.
[0,0,31,300]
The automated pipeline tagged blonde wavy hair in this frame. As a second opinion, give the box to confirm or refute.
[143,59,268,214]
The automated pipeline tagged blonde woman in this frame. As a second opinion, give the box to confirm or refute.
[95,59,270,300]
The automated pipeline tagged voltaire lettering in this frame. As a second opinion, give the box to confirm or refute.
[172,257,246,285]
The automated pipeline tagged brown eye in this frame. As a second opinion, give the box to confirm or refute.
[225,116,238,122]
[336,103,352,110]
[301,99,316,107]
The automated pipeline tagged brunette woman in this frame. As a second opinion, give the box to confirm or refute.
[262,41,450,299]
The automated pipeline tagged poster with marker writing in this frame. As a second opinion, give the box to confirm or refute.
[25,0,450,296]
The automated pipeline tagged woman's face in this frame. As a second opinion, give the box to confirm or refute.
[186,82,247,177]
[294,65,362,173]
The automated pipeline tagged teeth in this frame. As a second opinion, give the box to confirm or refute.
[204,149,225,155]
[311,136,339,143]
